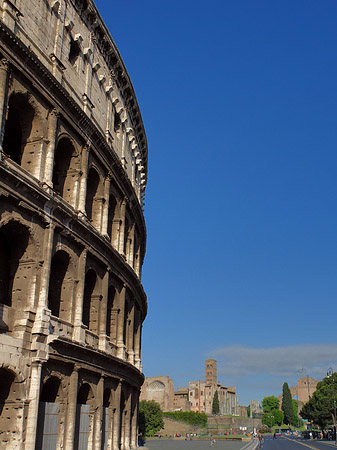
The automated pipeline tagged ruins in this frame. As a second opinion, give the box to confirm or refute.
[0,0,147,449]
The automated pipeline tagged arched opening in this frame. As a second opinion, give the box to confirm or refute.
[53,138,78,205]
[0,222,30,312]
[0,368,24,447]
[85,168,101,226]
[48,250,70,318]
[123,216,130,256]
[75,383,94,450]
[106,286,116,340]
[82,269,96,329]
[2,92,42,174]
[36,376,62,450]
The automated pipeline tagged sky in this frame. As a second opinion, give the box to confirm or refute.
[94,0,337,405]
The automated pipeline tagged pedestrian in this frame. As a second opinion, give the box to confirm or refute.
[257,433,264,449]
[210,435,216,447]
[273,432,277,439]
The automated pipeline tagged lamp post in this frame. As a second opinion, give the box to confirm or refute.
[327,368,336,446]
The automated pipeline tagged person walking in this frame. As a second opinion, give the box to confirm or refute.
[257,433,264,449]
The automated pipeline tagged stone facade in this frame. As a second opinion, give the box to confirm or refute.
[0,0,147,449]
[141,360,239,416]
[140,377,174,412]
[189,359,239,416]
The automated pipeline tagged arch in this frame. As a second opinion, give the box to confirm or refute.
[2,92,43,174]
[48,250,70,318]
[75,383,94,450]
[0,221,31,310]
[77,383,93,405]
[40,376,62,403]
[82,269,97,329]
[0,367,25,444]
[53,137,80,206]
[85,167,102,228]
[147,381,165,391]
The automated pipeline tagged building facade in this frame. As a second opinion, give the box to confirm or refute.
[189,359,239,416]
[0,0,147,449]
[140,377,174,412]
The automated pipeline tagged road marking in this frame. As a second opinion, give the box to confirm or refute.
[283,437,320,450]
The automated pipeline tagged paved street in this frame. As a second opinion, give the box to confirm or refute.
[143,436,337,450]
[144,438,253,450]
[262,435,337,450]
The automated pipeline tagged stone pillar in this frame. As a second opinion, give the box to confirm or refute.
[130,391,139,450]
[127,303,135,365]
[116,286,126,360]
[43,108,59,186]
[118,199,127,255]
[123,392,131,450]
[78,143,90,215]
[0,57,9,152]
[73,249,87,343]
[112,381,122,450]
[24,360,44,450]
[37,223,55,309]
[64,366,79,450]
[134,309,141,370]
[101,174,111,236]
[99,269,109,352]
[127,223,135,266]
[94,375,104,450]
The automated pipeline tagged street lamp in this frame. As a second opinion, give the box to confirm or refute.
[327,368,336,446]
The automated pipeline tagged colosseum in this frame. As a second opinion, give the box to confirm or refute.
[0,0,148,449]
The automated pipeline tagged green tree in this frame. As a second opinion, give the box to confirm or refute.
[212,391,220,415]
[262,396,280,413]
[300,372,337,429]
[281,382,293,425]
[139,400,164,436]
[273,409,284,426]
[247,405,251,417]
[292,399,302,427]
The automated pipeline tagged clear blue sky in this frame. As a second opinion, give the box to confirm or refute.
[95,0,337,405]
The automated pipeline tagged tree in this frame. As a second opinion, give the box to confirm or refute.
[212,391,220,415]
[282,382,293,425]
[139,400,164,436]
[262,409,284,427]
[247,405,251,417]
[262,396,280,413]
[291,398,303,427]
[300,372,337,430]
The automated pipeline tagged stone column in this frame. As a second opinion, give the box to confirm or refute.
[99,269,109,352]
[0,57,9,152]
[73,249,87,343]
[118,199,127,255]
[134,309,141,370]
[130,391,139,449]
[127,224,135,266]
[43,108,59,187]
[112,381,122,450]
[93,375,104,450]
[101,174,111,236]
[116,286,126,360]
[37,222,55,309]
[123,392,131,450]
[77,143,90,215]
[64,366,79,450]
[24,360,45,450]
[127,303,135,365]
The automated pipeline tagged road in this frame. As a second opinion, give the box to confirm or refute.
[143,436,337,450]
[262,435,337,450]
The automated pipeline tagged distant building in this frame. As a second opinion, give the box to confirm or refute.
[140,359,239,415]
[140,376,174,411]
[278,377,319,406]
[189,359,239,415]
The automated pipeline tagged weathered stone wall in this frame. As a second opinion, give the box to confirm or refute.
[0,0,148,449]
